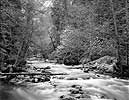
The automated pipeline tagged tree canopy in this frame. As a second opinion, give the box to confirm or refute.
[0,0,129,76]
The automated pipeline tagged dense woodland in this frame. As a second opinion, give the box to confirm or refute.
[0,0,129,77]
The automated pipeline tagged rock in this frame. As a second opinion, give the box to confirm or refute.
[71,85,82,90]
[96,63,114,73]
[32,78,39,83]
[73,94,82,99]
[44,77,50,81]
[74,94,91,100]
[37,69,41,71]
[82,56,118,74]
[58,76,65,79]
[80,58,91,65]
[60,95,77,100]
[41,69,47,72]
[83,68,89,73]
[79,91,84,94]
[41,70,51,74]
[82,76,90,80]
[93,56,117,65]
[44,66,51,69]
[65,77,78,80]
[63,56,80,66]
[69,88,80,94]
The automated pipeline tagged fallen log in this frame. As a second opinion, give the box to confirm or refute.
[69,66,83,69]
[0,72,68,76]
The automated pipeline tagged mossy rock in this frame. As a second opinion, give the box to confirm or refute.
[63,57,79,65]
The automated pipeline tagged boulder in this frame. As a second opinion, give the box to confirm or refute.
[83,56,118,73]
[93,56,117,65]
[96,63,114,73]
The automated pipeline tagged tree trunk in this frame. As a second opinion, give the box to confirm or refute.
[48,31,56,50]
[14,0,33,67]
[125,0,129,67]
[109,0,122,75]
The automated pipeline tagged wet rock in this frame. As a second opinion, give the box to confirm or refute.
[32,78,38,83]
[71,85,80,88]
[60,95,77,100]
[66,77,78,80]
[73,94,82,99]
[69,88,80,94]
[58,76,65,79]
[81,76,90,80]
[41,70,46,73]
[44,66,51,69]
[99,95,107,99]
[30,75,50,83]
[43,76,50,81]
[37,69,41,71]
[71,85,82,90]
[41,70,52,75]
[79,91,84,94]
[52,76,57,79]
[83,68,89,73]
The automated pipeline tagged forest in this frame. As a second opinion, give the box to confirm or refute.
[0,0,129,100]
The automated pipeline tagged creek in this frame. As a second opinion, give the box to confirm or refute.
[0,61,129,100]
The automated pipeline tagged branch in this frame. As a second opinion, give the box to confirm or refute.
[115,8,126,15]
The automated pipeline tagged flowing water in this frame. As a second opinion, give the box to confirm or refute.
[0,62,129,100]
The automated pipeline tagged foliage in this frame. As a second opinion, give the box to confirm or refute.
[94,0,129,74]
[0,0,36,72]
[0,0,23,69]
[0,0,128,77]
[50,0,118,65]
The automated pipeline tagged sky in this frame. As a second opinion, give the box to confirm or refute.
[43,0,53,7]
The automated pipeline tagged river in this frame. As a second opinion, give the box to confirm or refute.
[0,61,129,100]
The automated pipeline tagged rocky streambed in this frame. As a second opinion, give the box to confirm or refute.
[0,61,129,100]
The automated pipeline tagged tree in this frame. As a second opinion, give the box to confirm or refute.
[0,0,23,70]
[94,0,129,75]
[51,0,68,47]
[51,0,100,64]
[125,0,129,67]
[30,0,54,59]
